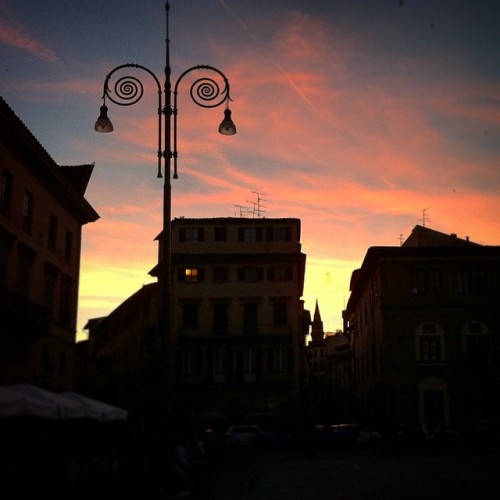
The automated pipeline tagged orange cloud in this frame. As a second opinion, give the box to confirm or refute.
[73,2,500,338]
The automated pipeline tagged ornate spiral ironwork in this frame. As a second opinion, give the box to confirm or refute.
[189,76,227,109]
[108,76,144,106]
[102,64,161,107]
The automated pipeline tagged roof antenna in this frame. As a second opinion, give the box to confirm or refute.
[419,208,430,227]
[246,191,268,218]
[234,205,249,218]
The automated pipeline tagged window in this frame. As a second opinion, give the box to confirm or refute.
[267,226,291,241]
[59,276,74,327]
[214,227,227,241]
[185,268,198,282]
[212,350,226,383]
[416,322,445,364]
[463,321,489,364]
[0,168,13,215]
[243,302,258,335]
[238,227,263,242]
[43,263,59,314]
[269,347,289,373]
[182,303,199,328]
[273,302,287,326]
[268,266,293,281]
[179,267,204,283]
[48,214,58,252]
[195,349,204,373]
[0,239,11,286]
[243,348,256,382]
[17,243,35,296]
[64,230,73,265]
[426,269,442,292]
[213,303,228,336]
[22,190,34,233]
[420,337,441,362]
[457,269,486,294]
[179,227,204,242]
[238,266,263,282]
[213,266,228,282]
[414,268,442,293]
[181,351,193,374]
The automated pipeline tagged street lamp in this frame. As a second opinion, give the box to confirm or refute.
[94,1,236,419]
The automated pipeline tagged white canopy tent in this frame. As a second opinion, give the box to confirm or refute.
[0,384,127,421]
[0,385,59,419]
[3,384,87,419]
[61,391,128,422]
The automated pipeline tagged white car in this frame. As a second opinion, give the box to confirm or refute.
[225,425,263,447]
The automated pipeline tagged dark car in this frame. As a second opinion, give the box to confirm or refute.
[224,425,263,447]
[316,423,382,449]
[251,431,305,451]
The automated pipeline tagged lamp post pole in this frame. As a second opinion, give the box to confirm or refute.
[95,1,236,424]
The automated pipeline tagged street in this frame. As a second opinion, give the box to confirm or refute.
[194,445,500,499]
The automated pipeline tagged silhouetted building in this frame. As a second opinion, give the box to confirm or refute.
[78,284,160,415]
[305,302,349,423]
[306,301,327,415]
[84,217,309,428]
[0,97,99,391]
[166,217,308,425]
[342,225,500,431]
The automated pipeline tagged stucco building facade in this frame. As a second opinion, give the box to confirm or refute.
[342,225,500,432]
[0,97,99,391]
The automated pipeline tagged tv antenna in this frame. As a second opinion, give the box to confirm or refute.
[234,205,249,218]
[246,191,267,218]
[419,208,431,227]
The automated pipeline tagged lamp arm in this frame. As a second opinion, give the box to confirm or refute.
[171,65,232,178]
[101,63,165,178]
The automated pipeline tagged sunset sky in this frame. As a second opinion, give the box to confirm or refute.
[2,0,499,340]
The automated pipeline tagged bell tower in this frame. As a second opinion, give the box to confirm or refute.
[310,300,324,343]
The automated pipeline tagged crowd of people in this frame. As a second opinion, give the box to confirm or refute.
[1,418,225,499]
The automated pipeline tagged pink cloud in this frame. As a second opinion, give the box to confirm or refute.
[0,17,58,62]
[76,3,500,336]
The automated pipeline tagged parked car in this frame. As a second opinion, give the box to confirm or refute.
[316,423,382,449]
[251,431,305,451]
[224,425,263,447]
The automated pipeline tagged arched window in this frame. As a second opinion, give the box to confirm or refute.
[416,322,445,364]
